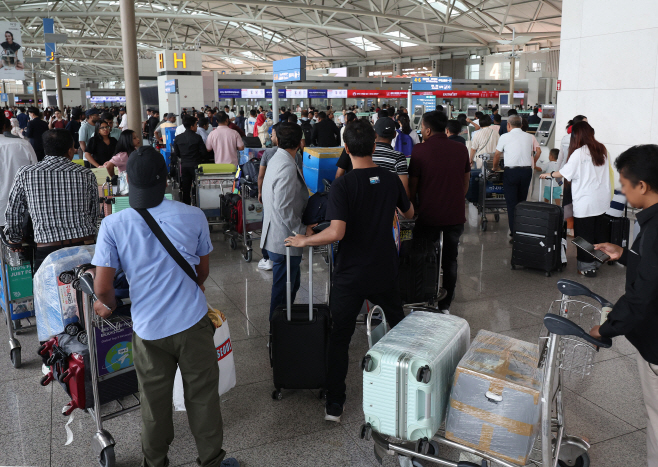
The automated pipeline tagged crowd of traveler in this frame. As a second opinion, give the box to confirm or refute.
[1,99,657,466]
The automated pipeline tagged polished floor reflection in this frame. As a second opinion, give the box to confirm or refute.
[0,204,644,467]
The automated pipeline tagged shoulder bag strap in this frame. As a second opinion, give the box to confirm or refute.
[134,208,198,287]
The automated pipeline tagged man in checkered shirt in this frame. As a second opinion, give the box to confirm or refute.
[4,129,99,272]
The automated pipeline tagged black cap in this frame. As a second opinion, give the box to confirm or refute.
[127,147,167,209]
[85,108,100,117]
[374,117,396,139]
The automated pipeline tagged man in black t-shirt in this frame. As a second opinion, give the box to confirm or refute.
[147,110,159,143]
[285,120,414,423]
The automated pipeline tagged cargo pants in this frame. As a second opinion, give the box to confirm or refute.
[133,315,226,467]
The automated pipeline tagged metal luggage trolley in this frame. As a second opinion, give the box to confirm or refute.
[77,271,140,467]
[193,164,236,232]
[224,183,263,263]
[360,279,613,467]
[0,231,36,368]
[476,154,506,232]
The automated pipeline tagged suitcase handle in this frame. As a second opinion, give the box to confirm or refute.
[285,246,313,322]
[538,176,555,204]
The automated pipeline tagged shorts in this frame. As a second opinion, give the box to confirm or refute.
[543,185,563,200]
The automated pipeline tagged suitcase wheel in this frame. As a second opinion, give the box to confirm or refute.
[511,263,516,270]
[415,438,440,456]
[545,272,551,277]
[359,423,372,441]
[77,331,88,346]
[229,238,237,250]
[99,445,116,467]
[416,365,431,384]
[361,355,374,372]
[40,373,53,387]
[481,221,487,232]
[272,390,282,401]
[494,213,500,222]
[318,389,327,400]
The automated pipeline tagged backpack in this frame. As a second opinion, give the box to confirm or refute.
[302,192,329,225]
[300,120,313,145]
[394,129,413,157]
[240,158,260,198]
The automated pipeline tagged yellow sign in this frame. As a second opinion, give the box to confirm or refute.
[173,52,186,69]
[65,78,70,87]
[158,53,164,70]
[48,51,55,62]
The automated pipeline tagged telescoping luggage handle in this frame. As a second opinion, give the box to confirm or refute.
[538,176,556,204]
[285,245,313,322]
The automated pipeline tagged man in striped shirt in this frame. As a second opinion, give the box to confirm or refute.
[335,117,409,196]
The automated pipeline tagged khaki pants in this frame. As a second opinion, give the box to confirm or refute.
[133,315,225,467]
[637,352,658,467]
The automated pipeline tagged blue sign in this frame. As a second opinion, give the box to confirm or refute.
[273,56,306,83]
[0,93,7,102]
[411,77,453,91]
[164,79,177,94]
[265,89,286,99]
[43,18,56,62]
[218,89,241,99]
[90,96,126,103]
[85,91,91,98]
[308,89,327,99]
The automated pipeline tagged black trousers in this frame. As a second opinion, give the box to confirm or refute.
[326,282,405,407]
[503,167,533,234]
[574,214,608,270]
[414,223,464,310]
[34,240,87,274]
[180,165,197,205]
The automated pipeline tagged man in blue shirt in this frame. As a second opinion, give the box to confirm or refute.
[91,147,238,467]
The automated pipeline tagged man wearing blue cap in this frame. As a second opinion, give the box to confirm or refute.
[91,146,239,467]
[79,108,100,167]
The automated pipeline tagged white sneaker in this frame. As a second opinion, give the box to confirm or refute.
[258,258,273,271]
[441,309,450,315]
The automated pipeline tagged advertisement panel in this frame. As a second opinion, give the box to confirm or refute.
[286,88,308,99]
[308,89,327,98]
[241,88,265,98]
[411,77,452,91]
[264,89,286,99]
[218,89,241,99]
[0,21,24,80]
[327,89,347,99]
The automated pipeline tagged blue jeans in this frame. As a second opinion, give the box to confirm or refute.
[268,250,302,320]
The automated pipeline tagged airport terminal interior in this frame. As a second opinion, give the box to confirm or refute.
[1,1,657,467]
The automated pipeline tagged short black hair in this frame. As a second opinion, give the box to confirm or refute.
[615,145,658,191]
[343,119,376,158]
[101,112,113,121]
[475,111,484,120]
[436,105,444,112]
[387,108,395,117]
[446,120,462,136]
[42,129,73,158]
[276,122,303,150]
[317,111,326,120]
[216,111,229,124]
[549,148,560,160]
[250,109,257,117]
[197,116,209,127]
[421,111,448,133]
[508,109,518,116]
[478,117,492,127]
[288,114,298,123]
[183,115,197,130]
[493,114,502,123]
[378,110,388,119]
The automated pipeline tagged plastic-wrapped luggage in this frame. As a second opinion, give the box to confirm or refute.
[362,311,470,441]
[33,245,96,341]
[445,330,543,466]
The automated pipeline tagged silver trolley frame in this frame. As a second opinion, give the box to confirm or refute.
[477,154,506,232]
[0,231,36,368]
[224,183,263,263]
[77,272,140,467]
[193,165,236,232]
[361,279,613,467]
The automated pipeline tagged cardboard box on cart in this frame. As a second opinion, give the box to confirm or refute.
[302,147,343,193]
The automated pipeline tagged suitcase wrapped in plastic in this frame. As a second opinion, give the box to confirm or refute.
[362,311,470,441]
[34,245,96,341]
[445,330,543,466]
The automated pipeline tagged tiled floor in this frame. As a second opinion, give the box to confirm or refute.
[0,204,647,467]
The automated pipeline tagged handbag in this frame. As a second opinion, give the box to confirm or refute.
[134,209,237,405]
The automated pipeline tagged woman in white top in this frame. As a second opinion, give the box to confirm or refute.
[557,115,587,168]
[340,112,356,146]
[541,121,610,277]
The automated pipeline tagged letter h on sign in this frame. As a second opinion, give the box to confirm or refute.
[158,53,164,70]
[173,53,186,69]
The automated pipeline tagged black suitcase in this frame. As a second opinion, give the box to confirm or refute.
[606,205,630,249]
[242,136,262,148]
[398,237,439,304]
[512,201,564,276]
[270,247,331,400]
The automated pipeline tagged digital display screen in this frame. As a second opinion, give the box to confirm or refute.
[539,120,553,132]
[241,89,265,98]
[327,89,347,98]
[467,106,477,118]
[542,107,555,119]
[500,105,511,117]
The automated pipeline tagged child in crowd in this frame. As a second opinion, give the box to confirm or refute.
[543,148,562,205]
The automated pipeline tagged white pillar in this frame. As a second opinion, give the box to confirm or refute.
[272,82,279,124]
[509,56,516,107]
[407,89,412,114]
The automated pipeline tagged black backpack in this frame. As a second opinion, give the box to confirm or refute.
[300,120,313,145]
[302,191,329,225]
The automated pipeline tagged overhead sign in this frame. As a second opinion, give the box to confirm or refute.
[218,88,241,99]
[556,80,562,91]
[0,21,25,80]
[241,88,265,98]
[308,89,327,99]
[0,93,7,102]
[90,96,126,103]
[43,18,55,63]
[286,89,307,99]
[411,77,453,91]
[265,89,286,99]
[273,56,306,83]
[164,79,178,94]
[327,89,347,99]
[85,91,91,98]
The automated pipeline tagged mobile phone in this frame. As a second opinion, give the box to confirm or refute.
[571,237,610,263]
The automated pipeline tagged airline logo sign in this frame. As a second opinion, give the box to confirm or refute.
[411,76,453,91]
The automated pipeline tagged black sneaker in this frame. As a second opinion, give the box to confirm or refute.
[325,403,343,422]
[579,269,597,278]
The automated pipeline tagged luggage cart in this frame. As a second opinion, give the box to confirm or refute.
[224,183,263,263]
[361,279,613,467]
[74,271,139,467]
[0,231,36,368]
[476,154,506,232]
[193,164,236,232]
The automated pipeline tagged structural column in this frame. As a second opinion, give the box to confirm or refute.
[54,57,64,109]
[272,82,279,124]
[120,0,142,140]
[32,71,39,107]
[509,56,516,107]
